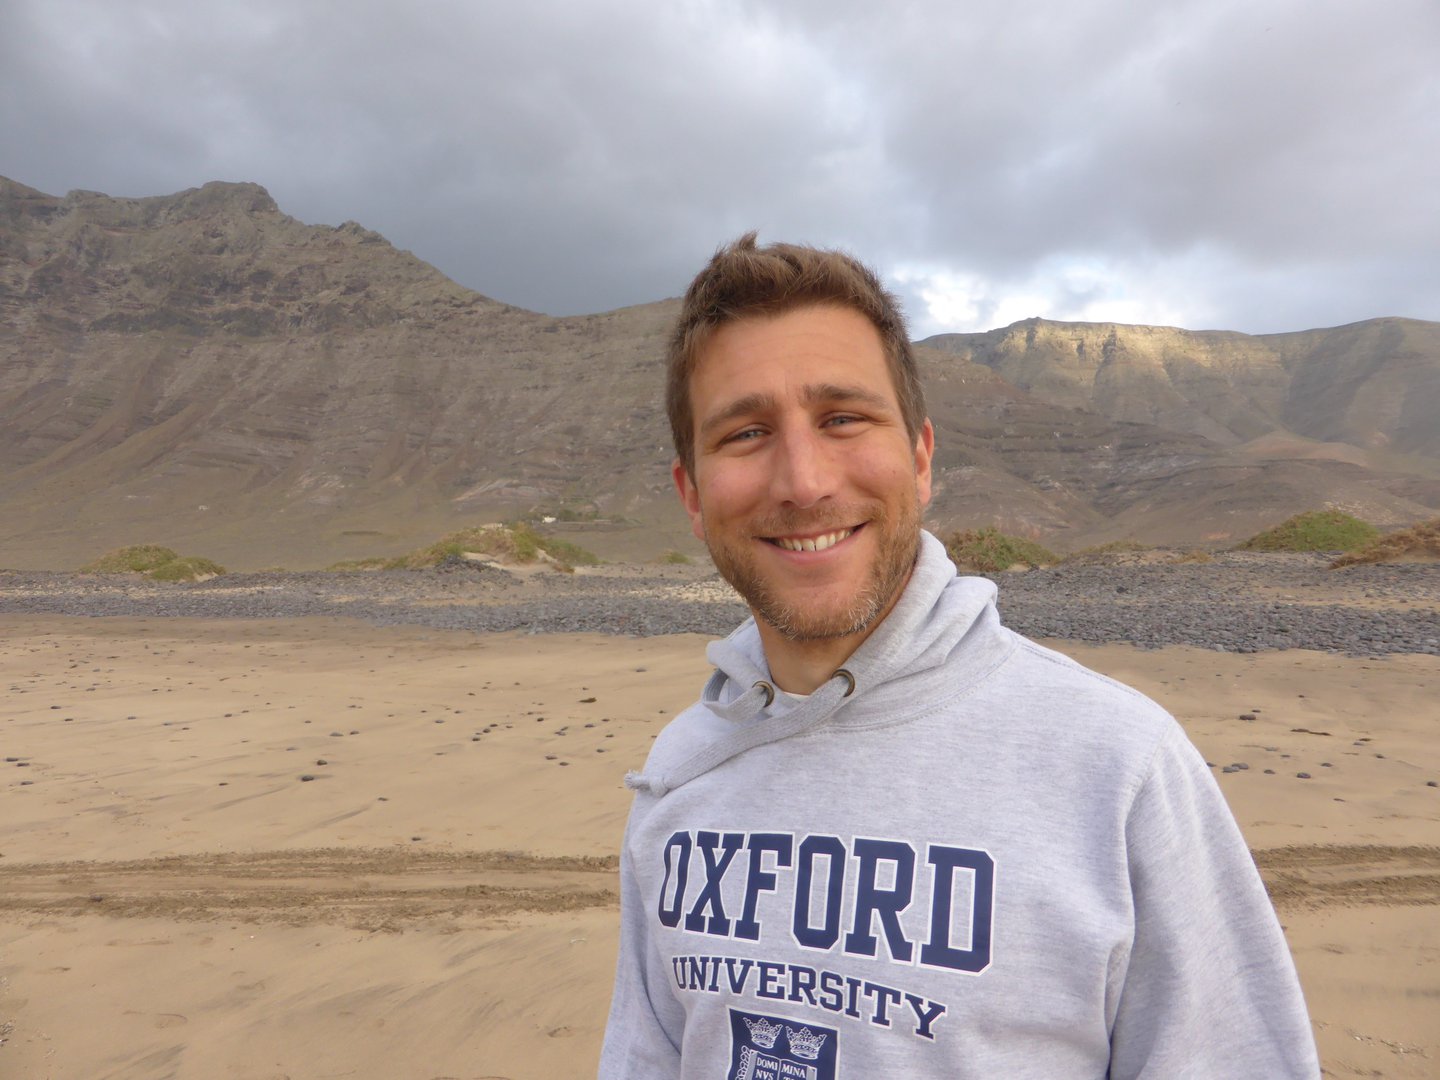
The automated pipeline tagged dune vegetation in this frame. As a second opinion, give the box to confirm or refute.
[329,522,599,573]
[944,527,1057,572]
[1331,517,1440,567]
[81,545,225,581]
[1235,510,1380,553]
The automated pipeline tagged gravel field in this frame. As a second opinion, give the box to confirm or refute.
[2,551,1437,655]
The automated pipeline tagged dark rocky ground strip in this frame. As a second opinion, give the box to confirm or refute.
[1,552,1437,656]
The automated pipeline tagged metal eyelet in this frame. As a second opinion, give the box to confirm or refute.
[753,680,776,708]
[833,668,856,697]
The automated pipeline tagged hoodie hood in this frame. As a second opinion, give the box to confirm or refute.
[626,530,1013,797]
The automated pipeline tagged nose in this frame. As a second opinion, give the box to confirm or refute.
[770,425,834,509]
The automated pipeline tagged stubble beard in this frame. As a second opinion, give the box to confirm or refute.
[705,498,923,643]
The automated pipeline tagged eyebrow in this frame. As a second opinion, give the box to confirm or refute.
[698,383,894,440]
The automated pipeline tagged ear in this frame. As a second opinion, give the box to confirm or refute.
[672,458,706,541]
[914,418,935,509]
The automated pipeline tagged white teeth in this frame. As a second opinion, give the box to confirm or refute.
[775,529,853,552]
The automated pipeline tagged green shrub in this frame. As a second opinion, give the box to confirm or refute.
[1079,540,1148,556]
[326,557,394,571]
[81,545,181,573]
[659,549,692,565]
[146,556,226,582]
[944,528,1056,572]
[81,545,223,581]
[1331,517,1440,567]
[358,523,600,572]
[1235,510,1379,553]
[537,533,601,569]
[1062,540,1149,563]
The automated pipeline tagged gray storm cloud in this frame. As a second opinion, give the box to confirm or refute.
[2,0,1436,334]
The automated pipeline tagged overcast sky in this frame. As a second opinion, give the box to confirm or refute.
[3,0,1436,336]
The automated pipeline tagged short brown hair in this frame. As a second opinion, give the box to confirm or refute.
[666,232,927,477]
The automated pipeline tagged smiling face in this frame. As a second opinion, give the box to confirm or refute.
[674,304,934,649]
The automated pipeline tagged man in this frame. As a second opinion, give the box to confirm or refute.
[599,234,1319,1078]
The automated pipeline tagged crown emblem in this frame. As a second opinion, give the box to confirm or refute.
[785,1026,827,1060]
[743,1016,782,1049]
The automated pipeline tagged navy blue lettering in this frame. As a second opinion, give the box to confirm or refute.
[725,956,755,993]
[658,830,691,928]
[844,975,863,1018]
[757,961,786,999]
[920,844,994,973]
[906,993,947,1039]
[734,833,793,941]
[863,981,903,1026]
[793,834,847,949]
[684,955,708,989]
[684,831,744,935]
[788,964,818,1005]
[817,970,845,1012]
[844,838,916,961]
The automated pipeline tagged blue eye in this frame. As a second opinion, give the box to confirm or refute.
[727,428,763,443]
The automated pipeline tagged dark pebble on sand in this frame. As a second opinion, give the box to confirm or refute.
[1239,713,1257,722]
[1296,772,1311,779]
[1427,781,1438,788]
[299,774,316,781]
[316,759,328,765]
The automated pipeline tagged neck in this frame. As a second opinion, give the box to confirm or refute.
[757,625,867,695]
[755,566,915,694]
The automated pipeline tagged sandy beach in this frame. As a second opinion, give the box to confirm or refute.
[2,614,1437,1078]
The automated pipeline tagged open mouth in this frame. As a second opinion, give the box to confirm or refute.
[765,526,857,553]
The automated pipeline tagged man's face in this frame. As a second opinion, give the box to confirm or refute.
[673,304,934,643]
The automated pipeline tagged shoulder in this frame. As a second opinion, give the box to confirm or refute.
[972,632,1186,793]
[1006,635,1172,720]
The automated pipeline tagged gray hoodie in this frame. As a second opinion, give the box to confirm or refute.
[600,532,1319,1079]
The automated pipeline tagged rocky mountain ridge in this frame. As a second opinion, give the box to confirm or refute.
[922,316,1440,457]
[2,176,1437,569]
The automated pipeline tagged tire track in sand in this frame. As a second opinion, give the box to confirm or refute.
[1254,844,1440,910]
[3,846,1436,926]
[0,848,618,930]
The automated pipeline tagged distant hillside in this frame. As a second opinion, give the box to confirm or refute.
[921,316,1440,458]
[2,176,1437,569]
